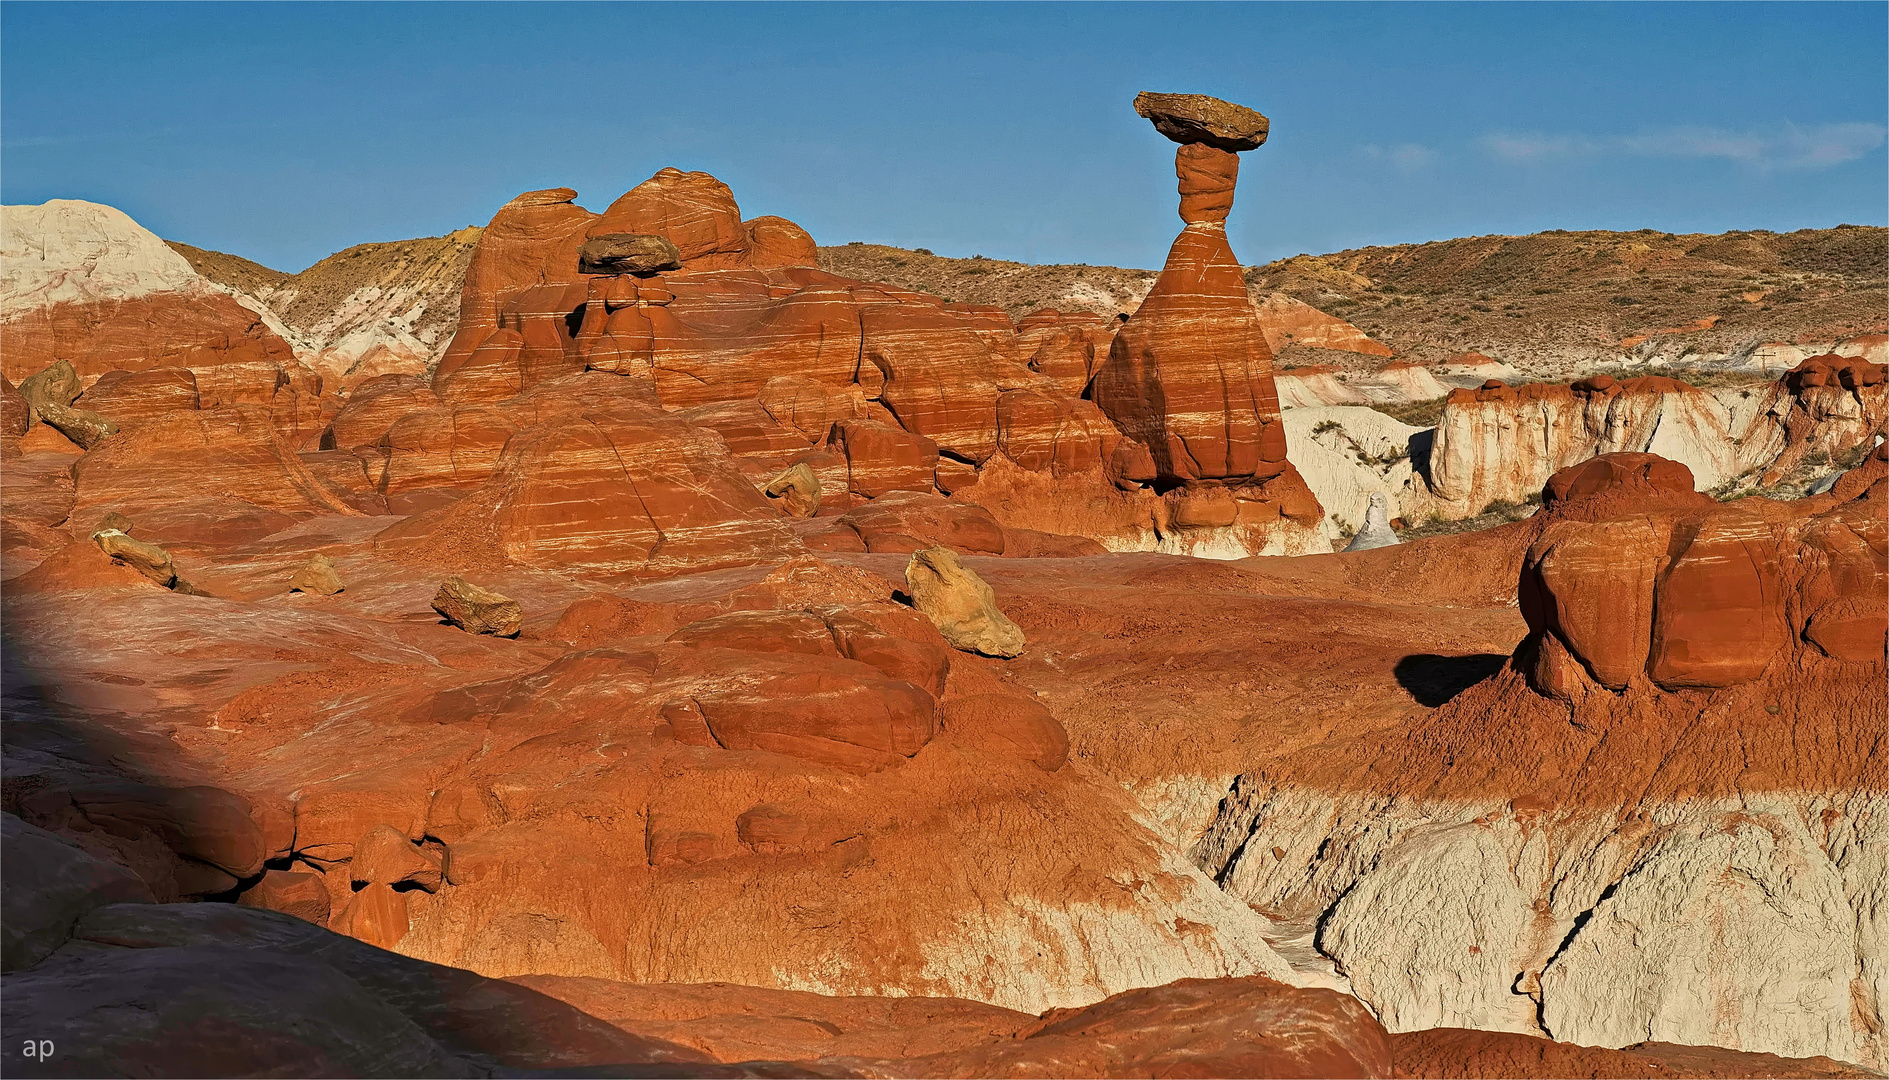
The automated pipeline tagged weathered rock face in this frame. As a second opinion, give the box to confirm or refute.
[1762,353,1889,483]
[1422,377,1737,515]
[378,386,803,577]
[1193,452,1889,1071]
[1341,492,1398,551]
[68,404,354,546]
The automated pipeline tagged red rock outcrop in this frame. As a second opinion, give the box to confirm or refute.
[745,216,820,270]
[1759,352,1889,483]
[68,405,358,545]
[378,384,801,577]
[367,150,1333,562]
[589,168,752,271]
[1521,449,1884,694]
[1195,452,1887,1070]
[433,189,597,403]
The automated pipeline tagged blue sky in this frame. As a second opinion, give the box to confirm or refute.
[4,2,1883,272]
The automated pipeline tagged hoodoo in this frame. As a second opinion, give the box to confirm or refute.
[1092,92,1326,557]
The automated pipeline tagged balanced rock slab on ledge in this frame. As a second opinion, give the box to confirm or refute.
[578,233,681,275]
[1134,91,1271,151]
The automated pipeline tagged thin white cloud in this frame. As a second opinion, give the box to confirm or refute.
[1358,142,1439,172]
[1482,122,1885,170]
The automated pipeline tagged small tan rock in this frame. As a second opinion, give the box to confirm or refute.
[17,359,82,418]
[763,461,821,518]
[92,529,176,587]
[95,511,135,535]
[432,576,523,637]
[904,546,1026,658]
[289,554,345,596]
[350,824,444,892]
[38,401,117,449]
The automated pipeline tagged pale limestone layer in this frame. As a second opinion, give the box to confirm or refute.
[1,200,204,316]
[1275,370,1368,409]
[1423,382,1886,514]
[1425,387,1739,511]
[909,845,1309,1014]
[1283,406,1422,541]
[1191,781,1886,1072]
[1290,378,1885,532]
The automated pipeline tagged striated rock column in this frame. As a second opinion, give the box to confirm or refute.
[1091,93,1325,556]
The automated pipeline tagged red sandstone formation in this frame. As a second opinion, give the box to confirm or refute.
[1522,445,1885,694]
[321,139,1316,557]
[3,99,1882,1080]
[1761,352,1889,482]
[1,289,296,385]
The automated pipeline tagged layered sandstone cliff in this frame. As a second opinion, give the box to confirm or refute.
[1288,360,1885,540]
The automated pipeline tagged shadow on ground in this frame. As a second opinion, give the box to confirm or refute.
[1394,653,1509,707]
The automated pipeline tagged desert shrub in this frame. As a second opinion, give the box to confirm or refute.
[1370,395,1449,428]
